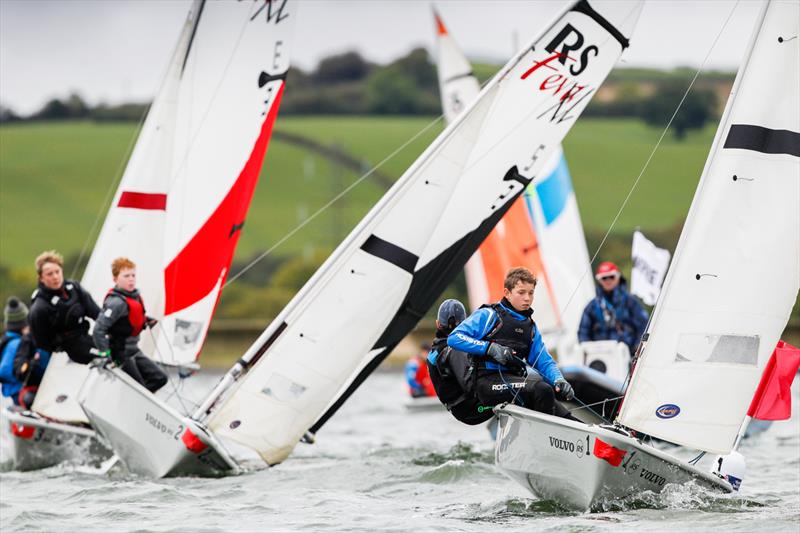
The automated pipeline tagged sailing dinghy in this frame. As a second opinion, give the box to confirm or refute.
[75,0,642,478]
[5,0,293,471]
[74,0,295,478]
[5,1,211,470]
[495,0,799,510]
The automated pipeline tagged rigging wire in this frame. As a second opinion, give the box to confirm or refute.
[146,327,193,416]
[224,115,445,287]
[223,51,508,288]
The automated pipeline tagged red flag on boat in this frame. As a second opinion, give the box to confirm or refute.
[593,437,627,467]
[747,341,800,421]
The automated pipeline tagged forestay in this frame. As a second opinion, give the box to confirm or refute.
[202,0,642,465]
[618,0,800,453]
[433,10,593,336]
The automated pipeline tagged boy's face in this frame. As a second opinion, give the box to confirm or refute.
[114,267,137,292]
[504,281,535,311]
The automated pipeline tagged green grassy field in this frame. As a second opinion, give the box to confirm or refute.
[0,116,716,272]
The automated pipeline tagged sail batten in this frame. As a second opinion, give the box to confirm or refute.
[204,0,642,465]
[618,0,799,454]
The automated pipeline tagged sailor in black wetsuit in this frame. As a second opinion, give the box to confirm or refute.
[29,250,100,364]
[93,257,167,393]
[426,299,494,425]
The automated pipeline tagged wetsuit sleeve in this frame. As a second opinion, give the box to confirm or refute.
[28,302,56,352]
[77,282,101,320]
[0,337,21,385]
[92,297,126,352]
[447,308,496,355]
[578,301,594,342]
[529,327,563,385]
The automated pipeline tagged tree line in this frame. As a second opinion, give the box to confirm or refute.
[2,49,725,139]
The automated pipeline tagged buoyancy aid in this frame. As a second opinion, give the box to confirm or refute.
[479,300,534,369]
[104,288,147,339]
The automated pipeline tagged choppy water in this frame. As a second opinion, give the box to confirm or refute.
[1,371,798,532]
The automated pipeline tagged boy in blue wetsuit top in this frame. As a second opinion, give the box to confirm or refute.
[447,267,575,417]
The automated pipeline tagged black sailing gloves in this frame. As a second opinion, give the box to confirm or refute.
[554,379,575,401]
[487,342,513,365]
[487,342,526,371]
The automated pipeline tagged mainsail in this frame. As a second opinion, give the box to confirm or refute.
[433,10,594,337]
[33,0,292,422]
[617,0,799,453]
[198,0,642,465]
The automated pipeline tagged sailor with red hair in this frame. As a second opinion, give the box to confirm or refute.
[578,261,649,355]
[93,257,167,393]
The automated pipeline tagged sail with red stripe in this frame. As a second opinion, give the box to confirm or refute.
[85,0,292,367]
[33,0,293,424]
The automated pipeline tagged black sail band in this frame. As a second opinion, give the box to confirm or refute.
[360,235,418,274]
[572,0,630,49]
[723,124,800,158]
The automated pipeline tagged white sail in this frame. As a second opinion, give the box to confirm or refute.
[617,0,800,454]
[202,0,642,465]
[34,0,293,422]
[434,9,594,337]
[433,9,481,125]
[153,0,292,366]
[524,148,594,337]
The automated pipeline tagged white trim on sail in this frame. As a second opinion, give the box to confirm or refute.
[618,0,800,454]
[201,0,643,465]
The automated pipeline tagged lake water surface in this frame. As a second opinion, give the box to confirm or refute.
[1,371,798,532]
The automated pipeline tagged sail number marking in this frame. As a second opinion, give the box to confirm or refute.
[250,0,289,24]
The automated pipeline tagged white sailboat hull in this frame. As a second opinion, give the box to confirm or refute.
[494,404,731,511]
[78,365,238,478]
[4,408,110,471]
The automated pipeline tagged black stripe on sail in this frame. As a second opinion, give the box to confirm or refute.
[308,170,526,434]
[360,235,418,274]
[258,70,289,88]
[444,71,475,84]
[181,0,206,75]
[572,0,630,49]
[723,124,800,157]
